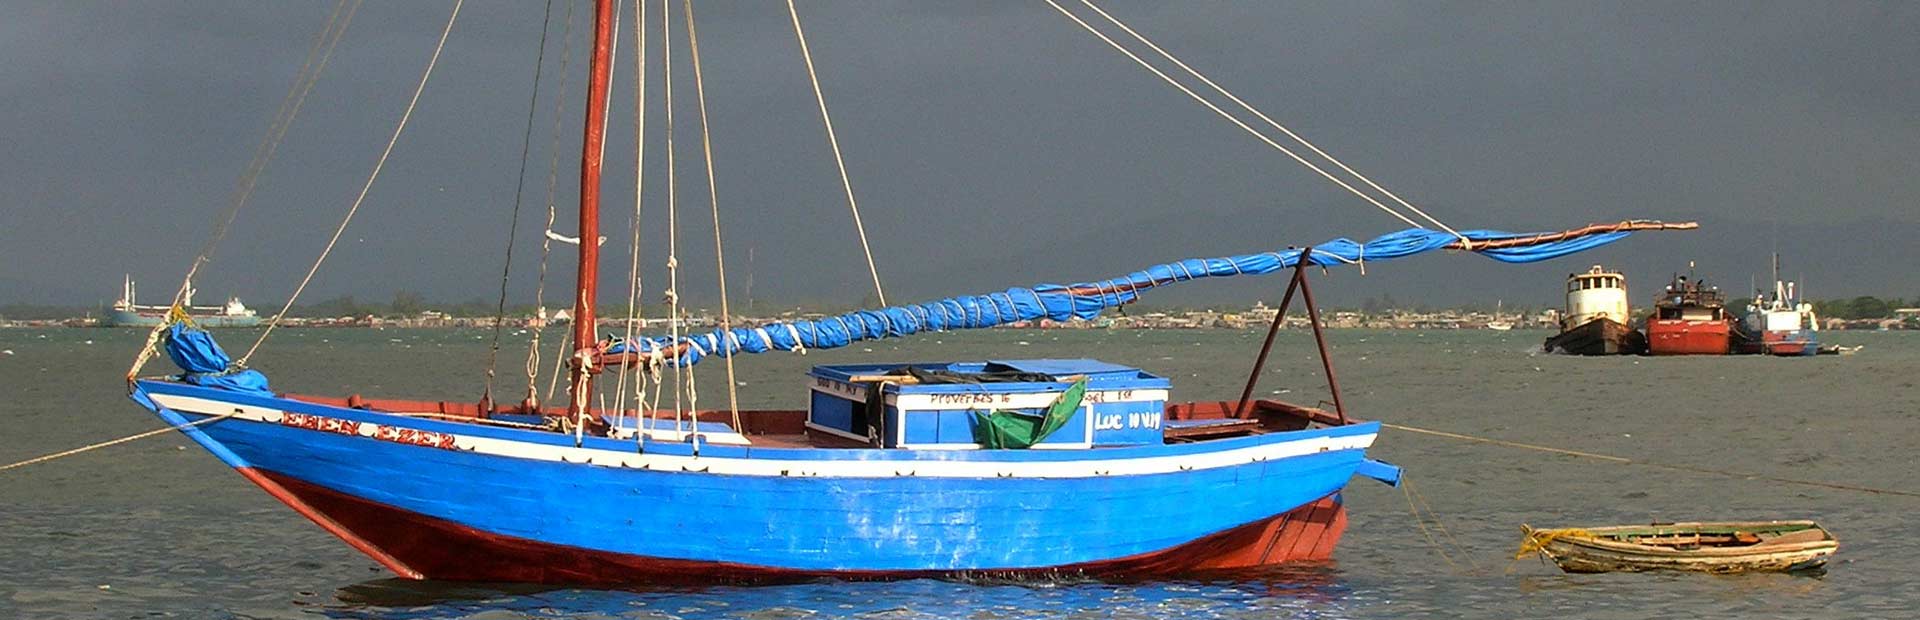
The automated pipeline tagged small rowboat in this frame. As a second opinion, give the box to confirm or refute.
[1518,521,1837,574]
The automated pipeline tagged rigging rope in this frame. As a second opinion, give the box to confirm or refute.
[241,0,466,366]
[1073,0,1468,244]
[615,0,649,436]
[485,0,561,402]
[682,0,742,426]
[128,0,358,380]
[1039,0,1423,230]
[526,0,581,407]
[786,0,887,306]
[1384,423,1920,499]
[1,413,238,473]
[661,0,685,424]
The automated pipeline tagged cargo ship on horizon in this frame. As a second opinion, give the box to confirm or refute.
[103,275,259,328]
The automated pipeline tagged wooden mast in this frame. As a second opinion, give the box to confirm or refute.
[568,0,615,418]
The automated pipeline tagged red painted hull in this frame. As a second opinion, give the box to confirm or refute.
[249,468,1350,585]
[1645,319,1732,355]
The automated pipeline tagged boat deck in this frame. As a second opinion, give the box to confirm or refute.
[277,392,1352,449]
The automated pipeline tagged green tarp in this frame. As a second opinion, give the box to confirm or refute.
[970,378,1088,449]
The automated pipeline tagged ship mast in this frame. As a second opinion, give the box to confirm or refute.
[568,0,616,419]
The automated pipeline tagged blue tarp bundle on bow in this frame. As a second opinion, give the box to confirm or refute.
[162,323,272,394]
[610,226,1635,366]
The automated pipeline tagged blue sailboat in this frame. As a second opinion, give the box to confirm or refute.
[126,1,1693,585]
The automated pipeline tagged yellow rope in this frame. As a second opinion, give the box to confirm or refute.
[681,0,741,429]
[1,413,237,473]
[1405,477,1481,571]
[1385,422,1920,498]
[786,0,887,306]
[1515,526,1594,560]
[1401,478,1460,569]
[242,0,466,366]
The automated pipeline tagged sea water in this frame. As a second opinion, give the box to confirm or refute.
[2,327,1915,619]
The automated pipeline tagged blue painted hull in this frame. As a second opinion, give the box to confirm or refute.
[132,379,1387,582]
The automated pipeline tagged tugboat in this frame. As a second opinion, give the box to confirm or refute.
[1645,266,1736,355]
[1740,256,1820,356]
[1544,266,1645,355]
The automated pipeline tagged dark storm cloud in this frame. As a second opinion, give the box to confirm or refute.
[3,1,1916,311]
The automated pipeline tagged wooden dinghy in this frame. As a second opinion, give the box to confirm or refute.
[1518,521,1837,574]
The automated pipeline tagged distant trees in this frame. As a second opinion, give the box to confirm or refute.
[293,293,512,319]
[1808,296,1909,320]
[389,290,426,316]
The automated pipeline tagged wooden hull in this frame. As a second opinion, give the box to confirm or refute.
[1522,522,1837,574]
[131,379,1396,585]
[1645,319,1733,355]
[1543,318,1644,355]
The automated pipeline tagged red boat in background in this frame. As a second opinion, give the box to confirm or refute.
[1645,270,1738,355]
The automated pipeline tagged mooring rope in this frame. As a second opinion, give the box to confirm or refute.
[1400,477,1463,569]
[1403,476,1481,571]
[1385,423,1920,498]
[0,413,238,473]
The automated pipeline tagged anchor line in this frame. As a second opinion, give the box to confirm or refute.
[1384,423,1920,498]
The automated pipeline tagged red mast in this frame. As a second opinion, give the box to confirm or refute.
[568,0,615,418]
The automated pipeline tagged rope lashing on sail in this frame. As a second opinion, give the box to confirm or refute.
[241,0,467,366]
[788,0,888,306]
[1068,0,1470,246]
[599,220,1695,367]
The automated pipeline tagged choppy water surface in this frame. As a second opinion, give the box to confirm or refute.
[2,327,1915,619]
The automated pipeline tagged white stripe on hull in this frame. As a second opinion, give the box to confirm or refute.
[147,392,1375,480]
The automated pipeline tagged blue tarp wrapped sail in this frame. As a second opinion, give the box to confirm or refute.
[163,323,272,394]
[610,226,1639,367]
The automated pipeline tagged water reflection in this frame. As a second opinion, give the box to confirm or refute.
[327,565,1358,619]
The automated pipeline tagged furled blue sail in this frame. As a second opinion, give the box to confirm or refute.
[163,323,273,394]
[611,225,1644,366]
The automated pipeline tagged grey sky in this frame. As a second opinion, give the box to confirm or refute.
[3,1,1916,312]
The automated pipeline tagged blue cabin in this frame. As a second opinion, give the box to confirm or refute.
[806,359,1171,449]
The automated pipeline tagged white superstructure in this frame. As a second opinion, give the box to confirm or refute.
[1564,265,1630,328]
